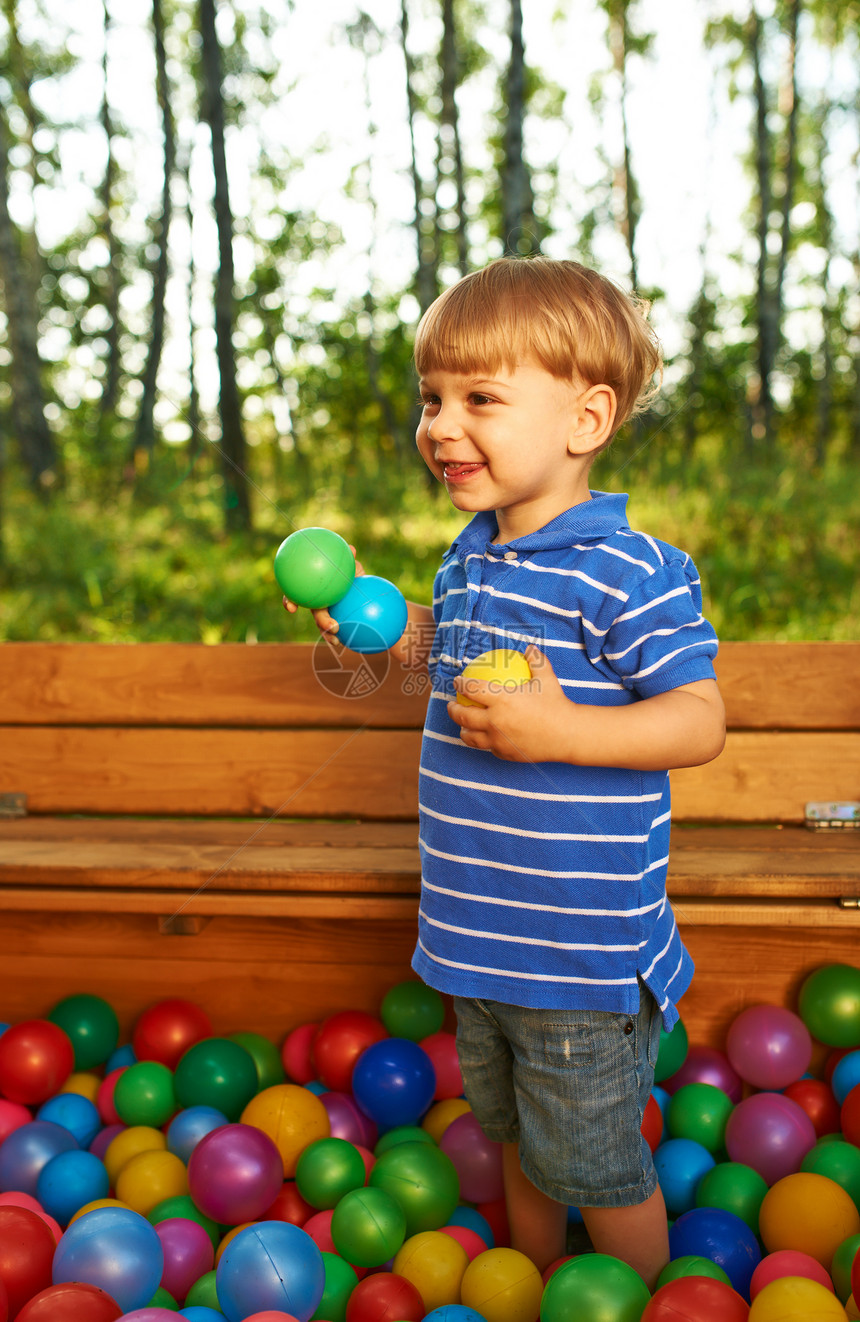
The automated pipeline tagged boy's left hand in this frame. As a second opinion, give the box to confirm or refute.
[447,646,572,763]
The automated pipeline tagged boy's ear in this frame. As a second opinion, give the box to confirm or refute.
[568,384,617,456]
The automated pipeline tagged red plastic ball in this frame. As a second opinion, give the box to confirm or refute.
[0,1205,57,1317]
[281,1023,319,1084]
[0,1021,75,1105]
[14,1281,123,1321]
[132,999,213,1070]
[311,1012,388,1093]
[439,1224,488,1261]
[262,1181,314,1227]
[419,1031,463,1099]
[95,1067,126,1124]
[0,1276,7,1322]
[642,1274,750,1319]
[841,1082,860,1148]
[782,1078,841,1138]
[852,1237,860,1308]
[344,1271,425,1322]
[476,1197,510,1248]
[642,1092,664,1152]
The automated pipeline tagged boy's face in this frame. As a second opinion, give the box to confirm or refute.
[416,358,597,542]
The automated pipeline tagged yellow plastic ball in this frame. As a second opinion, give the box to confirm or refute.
[422,1098,472,1144]
[69,1197,131,1225]
[60,1072,102,1103]
[749,1275,849,1319]
[456,649,532,707]
[460,1247,543,1322]
[393,1230,469,1313]
[115,1148,188,1215]
[241,1083,330,1177]
[104,1125,167,1186]
[759,1173,860,1269]
[847,1293,860,1321]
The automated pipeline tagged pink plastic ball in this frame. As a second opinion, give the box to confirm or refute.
[154,1216,215,1301]
[750,1248,835,1298]
[726,1004,812,1090]
[0,1100,33,1144]
[725,1092,817,1185]
[320,1092,376,1149]
[439,1112,504,1203]
[187,1123,284,1225]
[663,1046,743,1102]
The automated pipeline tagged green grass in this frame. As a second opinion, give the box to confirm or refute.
[1,437,857,642]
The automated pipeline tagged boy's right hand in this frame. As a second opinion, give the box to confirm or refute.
[281,545,364,638]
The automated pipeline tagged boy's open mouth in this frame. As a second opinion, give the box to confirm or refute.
[443,462,485,481]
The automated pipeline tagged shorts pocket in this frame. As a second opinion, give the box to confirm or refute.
[542,1020,596,1069]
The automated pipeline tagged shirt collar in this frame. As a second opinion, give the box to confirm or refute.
[450,491,631,556]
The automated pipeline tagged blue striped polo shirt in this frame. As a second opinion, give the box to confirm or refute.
[411,491,719,1029]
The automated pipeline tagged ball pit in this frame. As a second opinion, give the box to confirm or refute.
[215,1221,325,1322]
[642,1274,750,1320]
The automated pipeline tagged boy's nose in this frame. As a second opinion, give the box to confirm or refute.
[427,403,464,441]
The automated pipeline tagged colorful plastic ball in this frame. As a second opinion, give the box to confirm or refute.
[834,1233,860,1303]
[748,1275,848,1318]
[801,1140,860,1207]
[37,1091,101,1147]
[52,1206,164,1314]
[642,1093,664,1153]
[174,1039,258,1122]
[663,1045,743,1103]
[178,1309,225,1322]
[187,1123,284,1225]
[104,1125,166,1185]
[215,1221,325,1322]
[669,1206,762,1299]
[132,1001,213,1071]
[263,1180,314,1228]
[447,1206,495,1249]
[374,1125,435,1156]
[725,1092,817,1185]
[393,1230,469,1313]
[654,1138,715,1216]
[47,995,119,1071]
[281,1023,318,1085]
[461,1248,543,1322]
[419,1032,463,1100]
[423,1099,472,1144]
[0,1020,75,1104]
[423,1309,490,1322]
[476,1198,509,1249]
[183,1268,220,1311]
[97,1067,127,1125]
[380,982,445,1041]
[667,1082,735,1153]
[655,1017,688,1083]
[842,1084,860,1148]
[36,1148,110,1225]
[105,1043,137,1073]
[344,1270,424,1322]
[439,1113,503,1204]
[330,1186,407,1267]
[759,1172,860,1268]
[750,1248,835,1298]
[439,1224,489,1261]
[642,1274,750,1319]
[352,1038,436,1129]
[369,1141,460,1235]
[114,1061,177,1128]
[695,1161,769,1235]
[115,1149,189,1216]
[295,1137,366,1210]
[241,1084,331,1177]
[312,1013,389,1094]
[656,1255,732,1288]
[0,1191,60,1244]
[0,1205,56,1316]
[229,1031,286,1091]
[799,966,860,1049]
[167,1106,229,1163]
[0,1119,78,1196]
[320,1092,376,1149]
[13,1281,123,1321]
[155,1217,215,1303]
[118,1307,179,1320]
[330,576,408,654]
[727,1004,812,1091]
[0,1098,32,1144]
[312,1249,359,1322]
[832,1052,860,1106]
[783,1078,841,1137]
[274,527,355,609]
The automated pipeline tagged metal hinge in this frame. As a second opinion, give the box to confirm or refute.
[839,898,860,909]
[805,801,860,831]
[0,794,27,819]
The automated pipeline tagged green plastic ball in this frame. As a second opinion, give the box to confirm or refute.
[113,1060,177,1127]
[229,1030,286,1091]
[694,1160,768,1234]
[147,1193,221,1251]
[184,1268,221,1310]
[173,1037,258,1121]
[380,981,445,1041]
[801,1139,860,1208]
[830,1230,860,1303]
[374,1125,437,1156]
[296,1137,367,1210]
[655,1017,688,1083]
[312,1250,359,1322]
[147,1285,178,1310]
[368,1140,460,1235]
[274,526,356,609]
[540,1252,650,1322]
[48,993,119,1070]
[799,965,860,1047]
[656,1255,732,1288]
[667,1082,735,1153]
[330,1186,407,1267]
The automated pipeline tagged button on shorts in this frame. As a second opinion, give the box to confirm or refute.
[452,983,662,1208]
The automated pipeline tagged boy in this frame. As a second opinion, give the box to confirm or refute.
[286,257,725,1289]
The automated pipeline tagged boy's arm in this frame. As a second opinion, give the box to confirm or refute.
[449,646,725,771]
[388,601,436,668]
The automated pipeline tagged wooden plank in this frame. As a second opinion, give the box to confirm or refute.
[0,643,428,729]
[0,888,420,919]
[714,642,860,730]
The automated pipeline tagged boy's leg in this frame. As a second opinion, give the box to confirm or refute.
[580,1186,669,1291]
[502,1142,567,1274]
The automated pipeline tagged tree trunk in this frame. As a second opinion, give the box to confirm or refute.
[438,0,469,276]
[501,0,539,255]
[198,0,251,530]
[748,5,774,444]
[400,0,437,312]
[97,0,122,429]
[607,1,640,288]
[133,0,176,461]
[0,101,56,491]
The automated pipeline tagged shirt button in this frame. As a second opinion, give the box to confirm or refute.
[504,551,517,561]
[624,1020,634,1035]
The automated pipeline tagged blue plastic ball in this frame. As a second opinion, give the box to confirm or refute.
[167,1105,229,1163]
[668,1205,761,1300]
[654,1137,716,1216]
[37,1147,110,1223]
[52,1205,165,1313]
[215,1220,325,1322]
[832,1049,860,1104]
[0,1119,78,1196]
[351,1037,437,1129]
[37,1091,102,1148]
[179,1309,226,1321]
[424,1308,490,1321]
[447,1204,495,1247]
[329,575,408,653]
[106,1042,138,1072]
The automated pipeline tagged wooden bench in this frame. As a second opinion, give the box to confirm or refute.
[0,641,858,1052]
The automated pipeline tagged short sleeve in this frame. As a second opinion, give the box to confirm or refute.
[602,555,718,698]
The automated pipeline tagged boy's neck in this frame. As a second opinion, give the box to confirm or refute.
[490,487,593,545]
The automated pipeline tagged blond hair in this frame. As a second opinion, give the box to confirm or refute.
[413,257,662,435]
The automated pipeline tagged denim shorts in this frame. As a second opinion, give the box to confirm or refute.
[452,982,662,1208]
